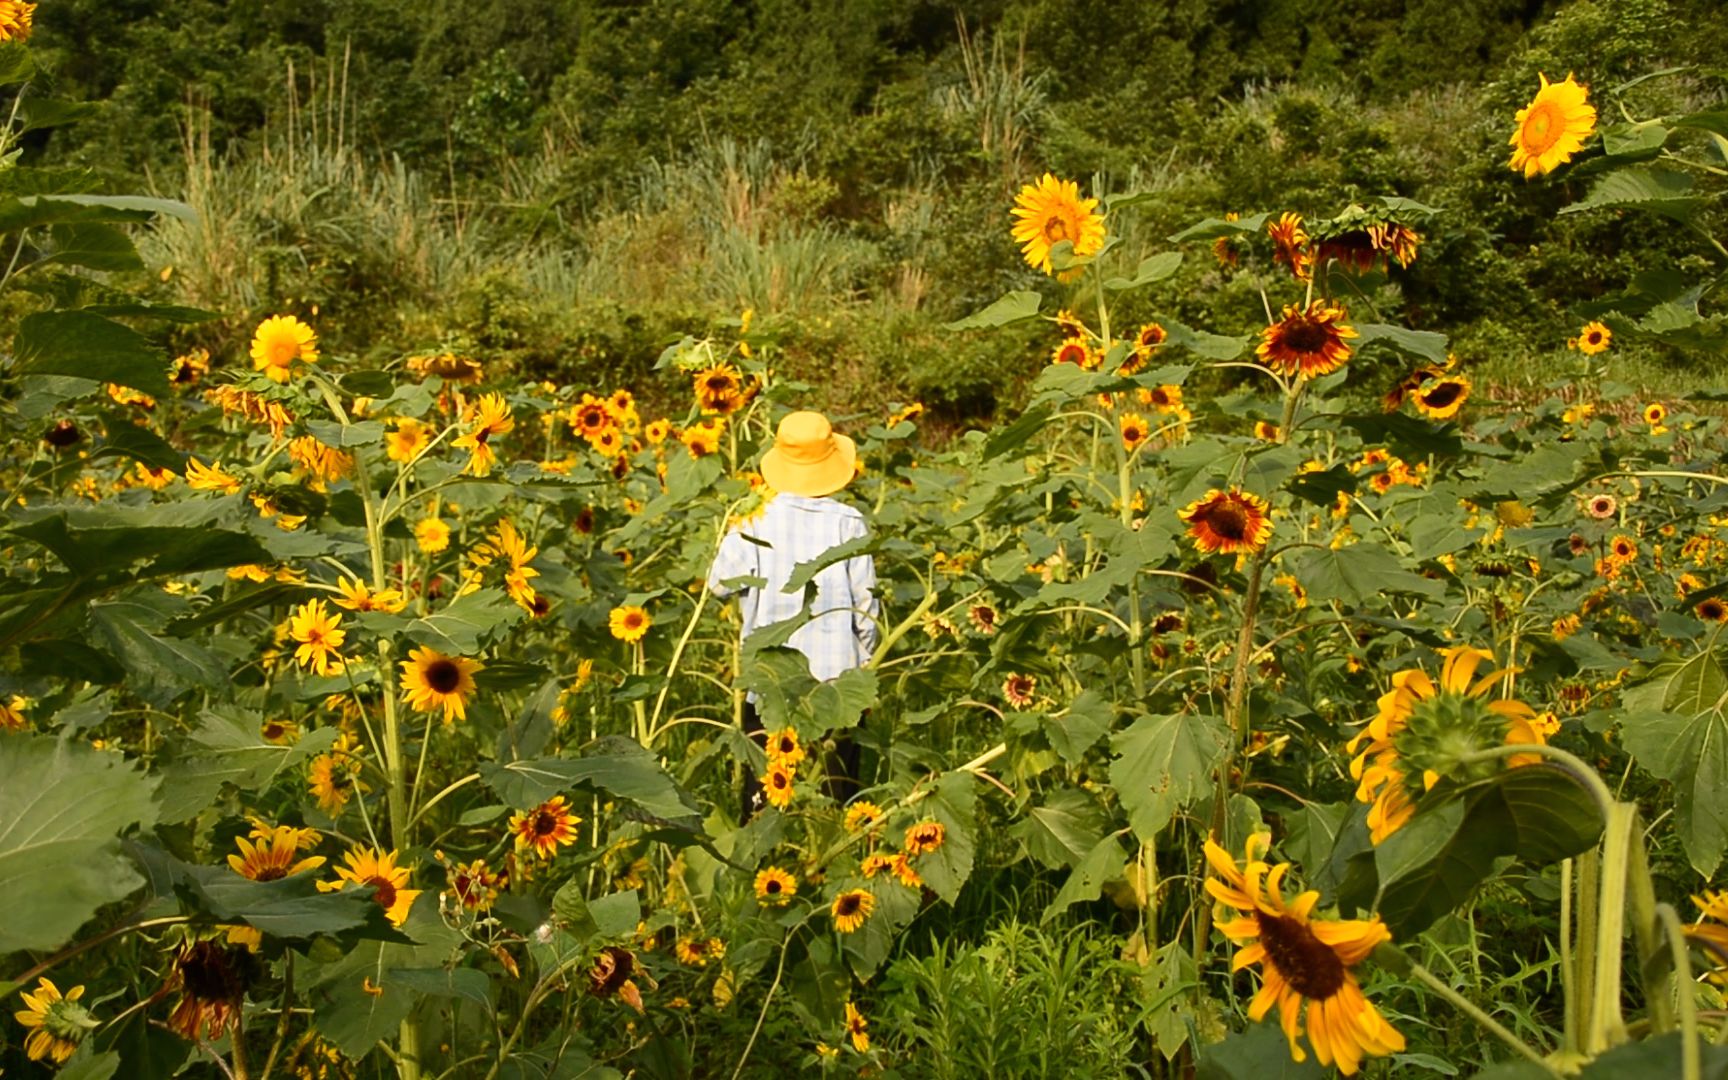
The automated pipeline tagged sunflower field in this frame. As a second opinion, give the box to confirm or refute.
[5,3,1728,1078]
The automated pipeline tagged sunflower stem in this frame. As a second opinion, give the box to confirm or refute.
[1409,961,1555,1072]
[1656,903,1704,1080]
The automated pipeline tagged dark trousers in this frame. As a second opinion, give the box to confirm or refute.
[741,700,862,821]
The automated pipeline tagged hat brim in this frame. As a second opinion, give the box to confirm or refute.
[760,433,857,497]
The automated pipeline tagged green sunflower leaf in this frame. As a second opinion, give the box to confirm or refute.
[1109,712,1230,841]
[943,290,1042,332]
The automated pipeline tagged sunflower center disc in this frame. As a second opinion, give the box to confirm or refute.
[1255,911,1347,999]
[368,875,398,909]
[426,660,462,693]
[1207,503,1249,541]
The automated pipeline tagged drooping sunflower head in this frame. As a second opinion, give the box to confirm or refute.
[1010,173,1107,279]
[0,1,38,44]
[831,888,876,933]
[903,821,946,856]
[1266,212,1312,280]
[1509,72,1597,179]
[14,977,95,1064]
[1411,376,1470,421]
[1178,488,1273,556]
[1257,303,1357,380]
[167,938,258,1043]
[588,946,644,1012]
[608,605,652,644]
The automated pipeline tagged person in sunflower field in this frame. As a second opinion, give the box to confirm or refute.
[706,410,880,820]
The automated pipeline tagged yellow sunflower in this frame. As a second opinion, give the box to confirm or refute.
[386,417,432,463]
[695,363,747,415]
[169,347,210,387]
[1141,383,1184,415]
[903,821,946,856]
[763,762,796,809]
[889,852,923,889]
[609,605,652,644]
[1267,212,1312,280]
[680,417,726,458]
[260,718,299,745]
[399,646,483,723]
[509,795,582,860]
[287,599,346,676]
[334,576,407,614]
[1575,321,1611,355]
[1009,173,1107,280]
[1644,402,1668,427]
[453,392,514,476]
[1179,488,1273,556]
[307,740,366,814]
[754,866,798,906]
[1696,598,1728,624]
[250,314,318,383]
[1205,834,1405,1074]
[13,978,94,1064]
[1050,339,1095,368]
[1257,302,1357,380]
[1003,672,1037,708]
[845,1001,870,1053]
[1411,375,1470,421]
[765,727,806,768]
[645,418,672,445]
[831,888,876,933]
[288,435,355,489]
[1346,645,1546,844]
[185,457,244,496]
[1509,73,1596,179]
[1608,534,1637,564]
[1119,411,1151,454]
[844,801,884,833]
[415,515,452,554]
[320,847,422,927]
[227,824,326,881]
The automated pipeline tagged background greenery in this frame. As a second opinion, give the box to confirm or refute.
[24,0,1727,426]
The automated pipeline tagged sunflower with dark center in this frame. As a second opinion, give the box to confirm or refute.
[400,646,483,724]
[1608,535,1637,564]
[170,348,210,386]
[588,946,644,1012]
[831,888,876,933]
[1119,411,1151,454]
[260,718,299,744]
[1051,339,1094,368]
[320,847,422,927]
[1585,494,1618,520]
[968,603,999,635]
[1002,672,1037,708]
[165,938,259,1042]
[1142,384,1183,414]
[904,821,946,856]
[1179,488,1273,556]
[763,762,796,809]
[608,604,652,644]
[1257,302,1357,380]
[754,866,798,906]
[446,857,500,912]
[510,796,582,860]
[43,419,81,449]
[1576,321,1611,355]
[1698,598,1728,623]
[1205,834,1404,1074]
[227,824,325,882]
[694,363,746,415]
[1412,376,1469,421]
[1266,212,1311,280]
[1054,309,1086,338]
[844,801,883,833]
[765,727,805,768]
[453,392,514,477]
[1644,402,1668,427]
[845,1001,870,1052]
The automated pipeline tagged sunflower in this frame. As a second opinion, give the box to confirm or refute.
[889,852,923,889]
[845,1001,870,1053]
[681,417,726,458]
[320,847,421,927]
[1509,73,1596,178]
[1697,598,1728,623]
[227,824,326,881]
[765,727,805,768]
[1266,212,1312,280]
[287,600,346,676]
[0,1,36,44]
[754,866,798,906]
[1257,303,1357,380]
[675,937,725,966]
[250,315,318,384]
[442,856,500,913]
[844,801,884,833]
[1010,173,1107,280]
[453,392,514,477]
[695,363,747,415]
[1119,411,1151,454]
[590,426,624,457]
[406,352,484,385]
[1179,488,1273,556]
[166,939,256,1042]
[1054,309,1087,338]
[1003,672,1037,708]
[13,978,95,1064]
[509,796,582,860]
[1411,375,1470,421]
[183,457,244,496]
[1575,321,1611,355]
[400,646,483,723]
[289,435,355,489]
[763,762,796,809]
[1051,339,1095,368]
[644,418,672,445]
[588,946,645,1013]
[260,718,299,744]
[307,738,366,814]
[1644,402,1668,427]
[205,384,295,441]
[904,821,946,856]
[386,417,432,463]
[969,603,999,635]
[609,605,652,644]
[106,382,156,409]
[334,577,407,614]
[1140,383,1184,415]
[831,888,876,933]
[1204,834,1405,1074]
[1607,535,1637,564]
[1346,645,1546,844]
[415,515,452,554]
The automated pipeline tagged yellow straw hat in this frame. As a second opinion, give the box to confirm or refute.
[760,411,857,498]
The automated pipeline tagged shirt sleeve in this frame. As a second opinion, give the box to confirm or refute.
[847,522,880,658]
[707,528,755,599]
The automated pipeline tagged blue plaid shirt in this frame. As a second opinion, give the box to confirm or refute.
[707,493,879,680]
